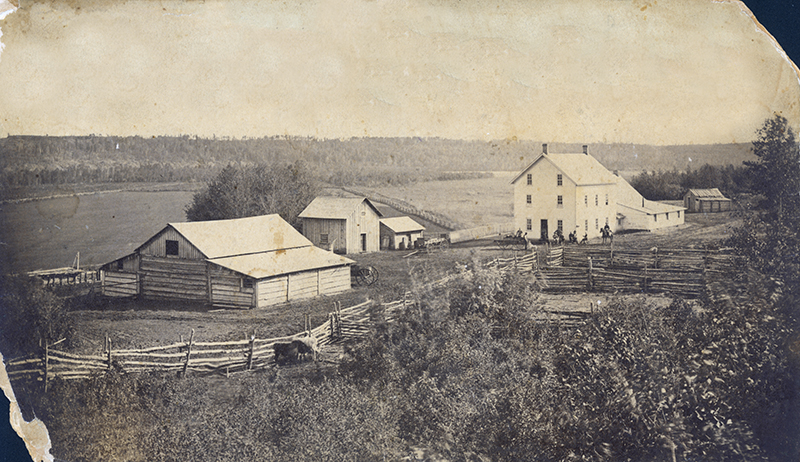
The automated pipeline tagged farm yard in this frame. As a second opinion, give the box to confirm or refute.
[1,177,794,462]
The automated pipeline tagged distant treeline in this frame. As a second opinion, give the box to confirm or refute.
[0,135,752,191]
[629,164,753,201]
[0,135,514,190]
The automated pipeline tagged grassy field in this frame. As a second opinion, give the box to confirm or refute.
[364,173,516,228]
[0,189,196,273]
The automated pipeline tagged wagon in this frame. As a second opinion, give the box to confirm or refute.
[494,234,529,250]
[351,264,379,286]
[418,236,450,253]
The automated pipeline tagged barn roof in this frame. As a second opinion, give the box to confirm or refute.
[298,196,383,219]
[511,153,618,186]
[380,216,425,234]
[166,214,312,259]
[685,188,730,200]
[208,246,353,280]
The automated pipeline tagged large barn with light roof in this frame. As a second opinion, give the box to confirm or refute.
[100,214,353,309]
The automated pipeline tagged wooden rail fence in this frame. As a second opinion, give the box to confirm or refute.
[536,245,740,298]
[341,187,461,231]
[6,299,414,388]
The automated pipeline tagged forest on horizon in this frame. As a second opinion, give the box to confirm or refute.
[0,135,754,192]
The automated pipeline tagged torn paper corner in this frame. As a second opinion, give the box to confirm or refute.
[0,0,16,21]
[0,355,54,462]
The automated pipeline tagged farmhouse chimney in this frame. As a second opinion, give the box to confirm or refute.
[583,145,588,155]
[542,143,548,155]
[613,170,619,176]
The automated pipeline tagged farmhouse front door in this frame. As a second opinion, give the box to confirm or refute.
[540,219,548,242]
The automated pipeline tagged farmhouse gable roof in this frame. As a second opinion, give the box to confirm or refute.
[299,196,383,219]
[163,214,312,259]
[511,153,618,186]
[380,216,425,234]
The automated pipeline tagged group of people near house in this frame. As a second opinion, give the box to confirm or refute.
[551,224,613,246]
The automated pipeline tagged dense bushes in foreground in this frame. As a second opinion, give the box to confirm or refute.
[26,264,796,462]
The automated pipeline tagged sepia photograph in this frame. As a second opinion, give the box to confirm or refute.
[1,0,799,460]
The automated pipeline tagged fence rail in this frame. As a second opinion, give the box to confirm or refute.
[6,299,415,387]
[538,245,738,298]
[341,187,461,231]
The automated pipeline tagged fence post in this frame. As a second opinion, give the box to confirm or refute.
[107,336,112,371]
[182,329,195,378]
[247,332,255,371]
[588,257,594,291]
[43,342,49,393]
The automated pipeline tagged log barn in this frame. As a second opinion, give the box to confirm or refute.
[683,188,732,213]
[100,214,354,309]
[299,196,382,254]
[379,216,425,250]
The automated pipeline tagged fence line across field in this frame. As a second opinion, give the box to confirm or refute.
[8,244,738,388]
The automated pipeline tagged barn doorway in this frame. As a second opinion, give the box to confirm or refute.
[540,219,548,242]
[361,233,367,252]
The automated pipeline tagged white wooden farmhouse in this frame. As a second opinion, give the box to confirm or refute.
[511,144,685,241]
[100,214,353,309]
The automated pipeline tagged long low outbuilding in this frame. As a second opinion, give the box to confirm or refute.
[100,214,354,309]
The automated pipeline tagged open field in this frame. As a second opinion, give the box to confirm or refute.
[0,189,196,273]
[363,173,515,228]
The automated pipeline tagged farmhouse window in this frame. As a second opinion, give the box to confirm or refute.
[595,218,599,229]
[117,260,124,271]
[557,174,562,186]
[666,213,670,220]
[526,174,532,185]
[585,220,588,232]
[526,194,532,205]
[557,220,563,233]
[165,240,179,256]
[678,211,681,218]
[320,233,329,245]
[557,195,563,208]
[595,195,598,206]
[605,194,608,205]
[526,218,532,231]
[584,195,588,206]
[654,214,658,222]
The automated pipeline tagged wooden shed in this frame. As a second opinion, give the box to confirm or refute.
[100,214,354,309]
[298,197,382,254]
[683,188,732,213]
[380,216,425,250]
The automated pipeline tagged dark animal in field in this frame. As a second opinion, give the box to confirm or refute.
[273,336,319,365]
[273,341,299,364]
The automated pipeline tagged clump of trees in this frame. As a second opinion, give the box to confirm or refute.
[630,164,753,201]
[0,275,72,358]
[185,161,319,228]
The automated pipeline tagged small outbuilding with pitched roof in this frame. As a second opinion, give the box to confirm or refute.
[299,196,382,254]
[379,216,425,250]
[100,214,354,309]
[683,188,732,213]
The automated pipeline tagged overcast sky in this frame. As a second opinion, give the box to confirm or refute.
[0,0,797,144]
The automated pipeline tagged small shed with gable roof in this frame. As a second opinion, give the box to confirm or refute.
[379,216,425,250]
[683,188,732,213]
[99,214,354,309]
